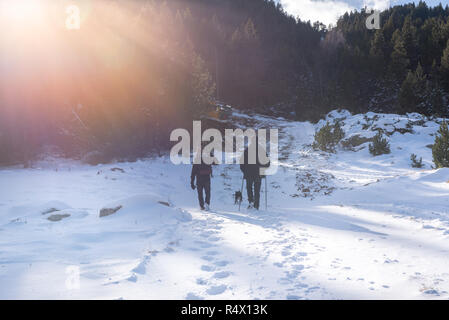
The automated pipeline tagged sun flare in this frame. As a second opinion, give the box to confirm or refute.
[0,0,45,24]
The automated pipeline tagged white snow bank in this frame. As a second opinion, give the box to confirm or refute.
[100,194,192,223]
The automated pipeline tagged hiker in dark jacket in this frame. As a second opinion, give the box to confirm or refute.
[191,152,218,210]
[240,137,270,210]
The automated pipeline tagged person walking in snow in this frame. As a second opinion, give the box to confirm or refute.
[240,136,270,210]
[191,151,218,211]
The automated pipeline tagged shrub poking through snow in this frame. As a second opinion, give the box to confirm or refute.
[369,131,390,156]
[410,153,423,168]
[341,135,373,151]
[313,121,344,152]
[432,121,449,168]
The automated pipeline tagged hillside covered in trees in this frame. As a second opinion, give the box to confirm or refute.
[1,0,449,165]
[332,1,449,116]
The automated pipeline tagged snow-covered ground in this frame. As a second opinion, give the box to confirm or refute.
[1,109,449,299]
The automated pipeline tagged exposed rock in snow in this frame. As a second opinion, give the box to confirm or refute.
[41,208,60,215]
[47,213,71,222]
[99,205,122,218]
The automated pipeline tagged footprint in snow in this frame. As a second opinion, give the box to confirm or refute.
[214,260,230,267]
[194,241,214,248]
[293,264,304,271]
[196,278,208,285]
[424,289,440,295]
[147,250,159,256]
[201,255,214,262]
[200,231,216,238]
[305,286,320,294]
[213,271,231,279]
[384,258,399,264]
[206,285,227,295]
[207,225,223,231]
[186,292,204,300]
[290,254,306,262]
[201,265,216,272]
[294,283,308,289]
[281,250,291,257]
[284,268,303,280]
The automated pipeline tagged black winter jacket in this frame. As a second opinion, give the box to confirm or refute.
[191,163,212,186]
[240,144,270,179]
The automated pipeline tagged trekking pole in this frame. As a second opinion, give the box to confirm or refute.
[265,176,268,210]
[238,176,244,211]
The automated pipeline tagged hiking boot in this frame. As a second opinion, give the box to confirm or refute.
[200,206,205,210]
[247,202,254,209]
[205,204,210,211]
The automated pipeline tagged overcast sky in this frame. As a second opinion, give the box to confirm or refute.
[280,0,449,26]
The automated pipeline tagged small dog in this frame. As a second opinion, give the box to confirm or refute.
[234,190,243,205]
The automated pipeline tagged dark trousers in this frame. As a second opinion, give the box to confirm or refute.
[246,176,261,209]
[197,180,211,208]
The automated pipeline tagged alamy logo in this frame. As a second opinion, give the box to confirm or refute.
[366,9,381,30]
[65,265,80,290]
[170,121,278,175]
[66,5,81,30]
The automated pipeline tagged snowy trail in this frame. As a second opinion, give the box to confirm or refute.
[1,110,449,299]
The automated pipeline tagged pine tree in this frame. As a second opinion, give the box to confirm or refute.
[441,39,449,90]
[211,14,224,40]
[410,153,424,168]
[398,63,428,113]
[399,70,418,112]
[230,28,242,46]
[313,121,345,153]
[244,18,258,42]
[414,63,428,113]
[431,59,439,80]
[183,7,193,21]
[401,15,418,67]
[370,29,387,67]
[191,53,216,117]
[369,131,391,156]
[430,84,446,117]
[432,121,449,168]
[390,30,410,78]
[415,63,426,82]
[383,11,396,41]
